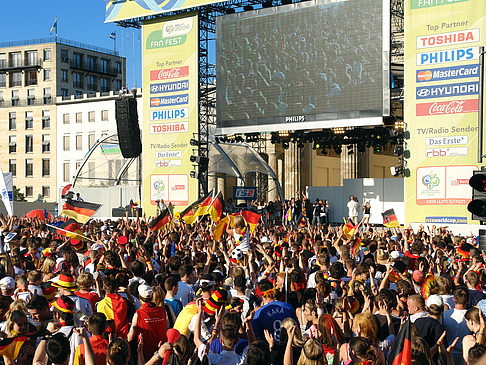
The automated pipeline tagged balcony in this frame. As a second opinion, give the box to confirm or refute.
[0,98,54,108]
[70,60,119,76]
[0,59,43,71]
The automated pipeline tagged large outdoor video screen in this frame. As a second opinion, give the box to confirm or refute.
[216,0,390,134]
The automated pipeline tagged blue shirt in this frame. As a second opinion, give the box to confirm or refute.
[164,297,183,318]
[252,300,298,341]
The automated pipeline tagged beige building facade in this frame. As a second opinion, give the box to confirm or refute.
[0,38,125,202]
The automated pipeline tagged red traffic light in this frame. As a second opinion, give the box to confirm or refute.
[469,174,486,192]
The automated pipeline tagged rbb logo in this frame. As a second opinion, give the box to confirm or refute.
[426,149,446,157]
[235,189,255,198]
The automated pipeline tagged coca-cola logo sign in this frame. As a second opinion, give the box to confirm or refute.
[416,99,478,116]
[150,66,189,81]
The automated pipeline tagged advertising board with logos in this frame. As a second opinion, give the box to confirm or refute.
[404,0,484,224]
[142,14,198,216]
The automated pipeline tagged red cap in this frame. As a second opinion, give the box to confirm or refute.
[117,236,128,245]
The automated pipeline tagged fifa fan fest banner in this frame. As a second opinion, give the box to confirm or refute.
[404,0,485,225]
[105,0,228,22]
[142,14,198,216]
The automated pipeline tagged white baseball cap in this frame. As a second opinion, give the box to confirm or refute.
[426,294,444,308]
[138,284,153,298]
[0,277,15,290]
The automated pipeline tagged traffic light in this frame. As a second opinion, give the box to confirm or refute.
[468,171,486,221]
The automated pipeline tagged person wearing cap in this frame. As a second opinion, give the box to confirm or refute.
[53,274,93,326]
[127,284,168,362]
[0,276,15,301]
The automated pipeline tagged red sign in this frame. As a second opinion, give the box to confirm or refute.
[416,99,478,116]
[150,66,189,81]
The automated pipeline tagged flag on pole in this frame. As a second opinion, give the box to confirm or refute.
[110,31,116,40]
[0,169,13,217]
[50,16,58,35]
[60,199,102,224]
[352,237,362,256]
[213,215,232,241]
[208,192,224,222]
[240,211,261,234]
[129,199,140,213]
[386,319,411,365]
[180,189,214,224]
[382,208,400,228]
[343,220,358,240]
[148,208,172,231]
[47,219,84,240]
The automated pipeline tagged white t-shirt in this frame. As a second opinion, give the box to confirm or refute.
[233,229,250,253]
[347,200,359,217]
[58,325,84,365]
[198,343,248,365]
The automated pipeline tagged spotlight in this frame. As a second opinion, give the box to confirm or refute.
[390,166,403,177]
[393,145,403,156]
[190,139,200,146]
[333,127,345,135]
[282,142,290,149]
[374,145,382,153]
[190,171,197,178]
[313,142,320,150]
[395,120,405,129]
[278,130,290,137]
[190,156,209,166]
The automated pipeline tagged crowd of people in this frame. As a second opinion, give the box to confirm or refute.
[0,201,484,365]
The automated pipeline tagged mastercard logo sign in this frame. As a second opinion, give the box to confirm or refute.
[150,98,161,107]
[417,70,433,82]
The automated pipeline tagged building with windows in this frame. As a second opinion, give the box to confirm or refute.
[56,89,142,199]
[0,37,125,202]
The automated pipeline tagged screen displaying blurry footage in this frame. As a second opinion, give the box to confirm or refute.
[216,0,390,134]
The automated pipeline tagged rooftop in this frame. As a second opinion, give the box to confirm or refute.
[0,37,119,57]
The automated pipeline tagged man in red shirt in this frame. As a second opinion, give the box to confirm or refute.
[127,284,168,362]
[404,240,424,271]
[73,312,108,365]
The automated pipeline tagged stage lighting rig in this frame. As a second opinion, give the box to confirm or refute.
[333,127,345,135]
[278,130,290,138]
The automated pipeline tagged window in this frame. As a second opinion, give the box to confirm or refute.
[88,111,95,122]
[8,159,16,177]
[61,69,68,82]
[42,159,50,177]
[101,59,109,73]
[63,135,70,151]
[63,113,70,124]
[8,136,16,153]
[87,75,96,91]
[25,158,33,177]
[87,55,96,71]
[11,90,19,106]
[88,133,95,149]
[25,111,33,130]
[10,72,21,87]
[25,135,33,153]
[42,186,50,198]
[101,110,108,121]
[88,162,95,179]
[43,48,51,61]
[25,70,37,86]
[73,53,82,68]
[63,163,70,182]
[44,68,51,81]
[75,90,83,98]
[61,49,68,62]
[9,112,16,130]
[26,51,37,66]
[42,134,50,153]
[43,88,51,104]
[100,77,108,92]
[25,186,33,197]
[0,54,5,69]
[10,53,21,67]
[116,61,121,73]
[27,89,35,105]
[76,112,82,123]
[116,79,122,90]
[0,91,2,103]
[0,73,5,88]
[73,72,82,88]
[61,88,68,98]
[42,110,50,129]
[76,134,82,150]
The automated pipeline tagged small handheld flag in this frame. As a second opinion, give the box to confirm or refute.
[382,208,400,228]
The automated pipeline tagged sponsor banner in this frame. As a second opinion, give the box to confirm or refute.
[416,29,479,49]
[424,216,468,224]
[425,147,468,157]
[425,136,467,146]
[106,0,231,23]
[150,108,188,121]
[416,64,479,82]
[410,0,469,9]
[416,81,478,99]
[150,80,189,94]
[416,47,478,66]
[150,66,189,81]
[150,94,189,107]
[142,14,198,215]
[150,122,189,134]
[416,99,478,116]
[233,186,257,200]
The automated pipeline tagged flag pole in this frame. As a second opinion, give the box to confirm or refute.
[46,224,95,243]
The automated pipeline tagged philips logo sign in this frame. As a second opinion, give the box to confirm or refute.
[150,94,189,107]
[417,47,478,66]
[150,108,188,121]
[416,81,478,99]
[150,80,189,94]
[285,115,306,123]
[416,64,479,83]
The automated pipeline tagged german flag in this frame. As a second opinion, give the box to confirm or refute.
[386,319,411,365]
[208,192,224,222]
[352,237,362,256]
[213,215,233,241]
[343,220,358,240]
[60,199,101,224]
[0,336,28,360]
[148,208,172,231]
[130,199,139,213]
[240,211,261,234]
[193,190,214,219]
[180,190,213,224]
[48,219,84,240]
[382,208,399,228]
[97,293,129,339]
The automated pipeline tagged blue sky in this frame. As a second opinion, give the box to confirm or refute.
[0,0,142,88]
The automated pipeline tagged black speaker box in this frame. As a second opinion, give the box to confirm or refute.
[115,98,142,158]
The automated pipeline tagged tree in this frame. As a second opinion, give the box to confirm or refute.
[13,185,26,202]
